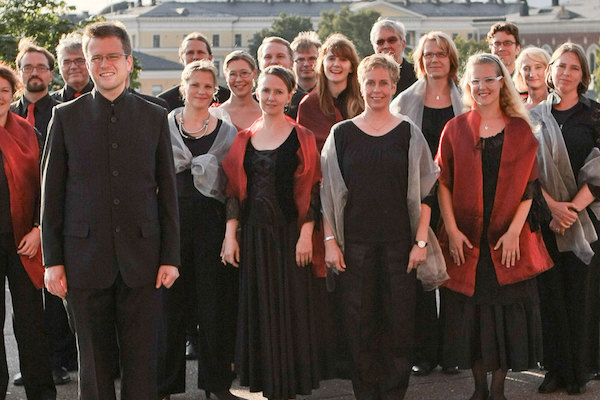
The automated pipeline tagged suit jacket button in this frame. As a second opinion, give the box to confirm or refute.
[111,143,118,149]
[110,116,117,123]
[112,170,119,176]
[115,226,121,233]
[113,198,120,205]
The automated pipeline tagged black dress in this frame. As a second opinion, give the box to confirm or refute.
[443,131,542,372]
[232,129,320,399]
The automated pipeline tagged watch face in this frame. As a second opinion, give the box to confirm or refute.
[417,240,427,248]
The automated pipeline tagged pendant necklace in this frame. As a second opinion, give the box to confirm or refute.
[484,122,489,130]
[436,95,440,101]
[179,112,210,140]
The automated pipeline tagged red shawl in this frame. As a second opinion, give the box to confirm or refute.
[297,91,343,152]
[0,112,43,288]
[436,110,552,296]
[222,115,321,230]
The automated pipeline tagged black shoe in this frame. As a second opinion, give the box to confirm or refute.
[538,372,561,394]
[442,365,460,375]
[185,339,198,360]
[13,372,24,386]
[566,383,586,395]
[52,367,71,385]
[411,362,433,376]
[589,370,600,380]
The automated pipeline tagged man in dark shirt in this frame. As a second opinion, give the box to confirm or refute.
[51,32,94,102]
[42,21,180,400]
[11,39,59,141]
[488,22,521,76]
[370,19,417,97]
[289,32,321,120]
[158,32,229,111]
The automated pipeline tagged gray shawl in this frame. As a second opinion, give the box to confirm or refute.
[168,107,237,203]
[389,78,464,128]
[530,93,600,264]
[320,116,448,290]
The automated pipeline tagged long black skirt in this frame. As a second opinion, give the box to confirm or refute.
[236,221,320,399]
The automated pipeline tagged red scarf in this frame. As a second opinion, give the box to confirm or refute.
[436,111,553,296]
[297,91,343,152]
[0,112,43,288]
[223,115,321,228]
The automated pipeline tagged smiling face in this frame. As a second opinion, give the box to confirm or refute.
[183,70,215,110]
[259,42,293,70]
[551,51,583,98]
[469,62,504,108]
[323,50,352,85]
[225,59,256,98]
[361,66,396,112]
[0,77,13,123]
[256,73,293,116]
[489,31,520,73]
[423,39,450,80]
[519,55,547,91]
[373,27,405,63]
[59,48,89,91]
[86,36,133,100]
[19,51,53,94]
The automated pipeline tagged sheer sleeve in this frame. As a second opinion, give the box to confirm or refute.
[225,197,240,221]
[525,179,552,231]
[304,183,321,224]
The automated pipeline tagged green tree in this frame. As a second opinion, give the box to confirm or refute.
[248,13,313,60]
[593,45,600,99]
[453,35,489,75]
[318,6,380,58]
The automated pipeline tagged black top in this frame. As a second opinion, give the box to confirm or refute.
[158,84,231,112]
[0,153,12,234]
[11,93,59,141]
[335,120,411,243]
[175,119,221,199]
[50,81,94,102]
[332,88,350,120]
[394,59,417,97]
[128,88,169,109]
[422,105,454,157]
[287,86,311,120]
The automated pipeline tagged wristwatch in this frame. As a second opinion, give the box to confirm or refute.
[415,240,428,249]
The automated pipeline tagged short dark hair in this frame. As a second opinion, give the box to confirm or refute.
[487,22,521,46]
[179,32,212,60]
[82,21,132,57]
[0,62,20,94]
[15,38,55,70]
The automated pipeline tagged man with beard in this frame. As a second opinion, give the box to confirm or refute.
[51,33,94,102]
[11,39,59,142]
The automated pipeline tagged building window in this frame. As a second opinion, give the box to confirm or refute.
[235,34,242,47]
[214,60,221,77]
[153,34,160,48]
[132,34,136,47]
[467,33,473,40]
[212,34,220,48]
[452,33,458,40]
[152,85,163,96]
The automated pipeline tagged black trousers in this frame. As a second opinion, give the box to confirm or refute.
[67,273,160,400]
[43,288,77,370]
[338,241,416,400]
[0,234,55,400]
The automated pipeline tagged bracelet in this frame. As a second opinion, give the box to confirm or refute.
[323,235,336,243]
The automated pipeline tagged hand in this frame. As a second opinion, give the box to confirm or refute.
[494,230,520,267]
[296,234,312,267]
[17,227,40,259]
[45,265,68,298]
[407,245,427,273]
[549,218,566,236]
[447,229,473,266]
[324,240,346,272]
[548,200,578,229]
[221,236,240,267]
[155,265,179,289]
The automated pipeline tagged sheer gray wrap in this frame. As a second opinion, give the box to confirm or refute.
[320,116,449,291]
[530,93,600,264]
[389,79,464,128]
[168,107,237,203]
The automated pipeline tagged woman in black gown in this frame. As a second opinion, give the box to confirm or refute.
[320,53,444,400]
[160,60,238,400]
[221,65,321,400]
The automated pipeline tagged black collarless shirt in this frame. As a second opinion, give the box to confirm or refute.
[11,93,59,141]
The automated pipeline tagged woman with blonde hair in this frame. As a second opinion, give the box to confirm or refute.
[514,47,551,109]
[437,53,552,400]
[530,42,600,395]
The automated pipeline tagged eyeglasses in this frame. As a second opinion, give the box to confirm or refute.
[20,65,51,74]
[375,36,399,46]
[423,51,448,60]
[61,58,86,68]
[491,40,516,48]
[227,71,253,79]
[470,76,503,87]
[89,53,129,65]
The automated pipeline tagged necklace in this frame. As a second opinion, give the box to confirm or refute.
[436,95,440,101]
[179,112,210,139]
[484,122,489,130]
[362,114,389,131]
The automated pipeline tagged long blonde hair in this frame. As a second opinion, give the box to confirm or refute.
[461,53,531,127]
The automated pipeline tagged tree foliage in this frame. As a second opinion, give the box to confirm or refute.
[593,45,600,100]
[318,6,380,59]
[453,36,489,75]
[247,13,313,60]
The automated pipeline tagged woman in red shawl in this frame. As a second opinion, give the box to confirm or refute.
[436,54,552,400]
[0,63,56,399]
[221,66,321,400]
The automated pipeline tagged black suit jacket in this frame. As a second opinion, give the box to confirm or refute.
[50,81,94,103]
[129,88,169,109]
[395,59,417,97]
[41,89,180,289]
[158,84,230,111]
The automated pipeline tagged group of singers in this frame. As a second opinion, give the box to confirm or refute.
[0,16,598,400]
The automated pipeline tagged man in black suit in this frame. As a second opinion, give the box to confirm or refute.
[51,33,94,103]
[42,21,180,400]
[370,19,417,97]
[158,31,229,111]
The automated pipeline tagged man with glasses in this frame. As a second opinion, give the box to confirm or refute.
[487,22,521,75]
[11,39,59,141]
[370,18,416,96]
[42,21,180,400]
[289,31,321,119]
[52,33,94,103]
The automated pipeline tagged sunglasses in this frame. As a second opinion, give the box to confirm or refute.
[376,36,399,46]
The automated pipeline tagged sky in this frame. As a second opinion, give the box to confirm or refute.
[67,0,559,15]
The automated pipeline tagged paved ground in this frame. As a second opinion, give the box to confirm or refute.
[3,284,600,399]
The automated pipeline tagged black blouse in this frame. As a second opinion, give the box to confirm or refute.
[422,105,454,157]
